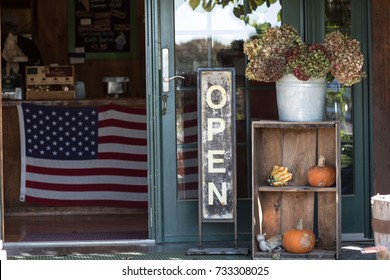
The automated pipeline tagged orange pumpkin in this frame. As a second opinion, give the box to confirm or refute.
[283,219,316,254]
[306,155,336,187]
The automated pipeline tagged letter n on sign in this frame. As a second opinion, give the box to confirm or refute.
[197,68,236,222]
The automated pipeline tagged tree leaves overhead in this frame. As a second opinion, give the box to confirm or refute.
[202,0,216,12]
[189,0,201,10]
[188,0,277,15]
[187,0,281,26]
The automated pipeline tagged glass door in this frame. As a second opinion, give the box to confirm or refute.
[156,0,282,242]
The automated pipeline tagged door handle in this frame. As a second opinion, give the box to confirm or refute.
[162,94,168,115]
[163,75,185,83]
[162,48,185,92]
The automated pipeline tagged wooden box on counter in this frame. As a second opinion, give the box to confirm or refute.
[25,65,75,100]
[251,120,341,259]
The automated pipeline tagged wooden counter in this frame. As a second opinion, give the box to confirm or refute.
[2,98,146,108]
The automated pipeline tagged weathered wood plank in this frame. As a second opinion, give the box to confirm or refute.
[317,192,337,248]
[282,128,316,186]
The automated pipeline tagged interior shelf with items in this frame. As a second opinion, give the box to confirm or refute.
[251,120,341,259]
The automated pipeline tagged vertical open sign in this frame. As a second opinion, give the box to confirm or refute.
[198,68,236,222]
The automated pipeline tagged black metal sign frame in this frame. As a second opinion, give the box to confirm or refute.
[187,67,247,254]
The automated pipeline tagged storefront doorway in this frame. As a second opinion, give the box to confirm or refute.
[148,0,371,243]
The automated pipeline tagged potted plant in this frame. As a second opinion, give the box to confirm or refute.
[243,24,366,121]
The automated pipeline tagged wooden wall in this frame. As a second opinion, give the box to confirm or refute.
[34,0,146,99]
[372,0,390,195]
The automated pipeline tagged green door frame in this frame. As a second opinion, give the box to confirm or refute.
[145,0,162,242]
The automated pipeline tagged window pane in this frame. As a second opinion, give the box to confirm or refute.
[175,0,281,200]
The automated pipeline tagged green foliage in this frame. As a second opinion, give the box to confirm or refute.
[187,0,280,23]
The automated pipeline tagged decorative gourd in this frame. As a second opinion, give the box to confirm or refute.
[268,165,292,186]
[283,219,316,254]
[306,155,336,187]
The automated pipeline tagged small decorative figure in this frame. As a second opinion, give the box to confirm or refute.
[2,33,26,75]
[257,233,283,253]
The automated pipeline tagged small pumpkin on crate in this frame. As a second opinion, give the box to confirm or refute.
[306,155,336,187]
[282,219,316,254]
[267,165,292,186]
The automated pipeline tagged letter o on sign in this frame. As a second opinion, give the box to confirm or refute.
[206,85,227,109]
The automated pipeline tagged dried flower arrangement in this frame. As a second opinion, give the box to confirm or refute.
[243,24,366,86]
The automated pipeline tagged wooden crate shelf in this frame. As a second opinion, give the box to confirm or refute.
[251,120,341,259]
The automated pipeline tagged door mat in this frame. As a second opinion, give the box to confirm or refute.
[22,231,148,242]
[9,251,252,260]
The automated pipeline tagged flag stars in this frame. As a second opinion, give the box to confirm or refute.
[22,105,99,159]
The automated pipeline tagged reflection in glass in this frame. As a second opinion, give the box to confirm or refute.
[325,0,353,195]
[174,0,281,200]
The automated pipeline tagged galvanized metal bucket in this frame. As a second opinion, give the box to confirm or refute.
[275,74,327,122]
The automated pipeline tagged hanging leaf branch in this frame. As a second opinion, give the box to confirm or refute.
[187,0,279,21]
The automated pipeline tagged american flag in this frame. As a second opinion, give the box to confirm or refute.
[17,103,148,208]
[177,104,199,199]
